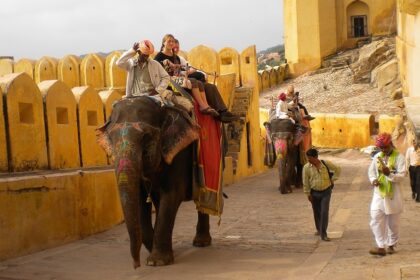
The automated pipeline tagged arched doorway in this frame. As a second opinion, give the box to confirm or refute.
[347,1,369,38]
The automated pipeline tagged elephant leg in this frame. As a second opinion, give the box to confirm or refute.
[118,181,142,269]
[193,211,212,247]
[278,158,288,194]
[140,186,154,252]
[147,194,181,266]
[294,147,303,188]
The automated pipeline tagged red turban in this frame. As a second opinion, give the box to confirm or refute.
[138,40,155,55]
[375,133,392,148]
[278,92,286,101]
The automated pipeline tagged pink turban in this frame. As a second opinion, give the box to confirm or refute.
[278,92,286,101]
[138,40,155,55]
[375,133,392,148]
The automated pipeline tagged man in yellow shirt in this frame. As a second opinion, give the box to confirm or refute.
[303,148,341,241]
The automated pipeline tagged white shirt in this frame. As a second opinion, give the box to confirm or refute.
[368,151,406,215]
[405,146,420,167]
[116,48,170,97]
[275,99,290,119]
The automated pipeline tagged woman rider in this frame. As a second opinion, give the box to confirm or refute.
[154,34,218,117]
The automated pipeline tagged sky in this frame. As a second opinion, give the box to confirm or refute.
[0,0,284,60]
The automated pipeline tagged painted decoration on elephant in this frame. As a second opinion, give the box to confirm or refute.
[274,138,288,160]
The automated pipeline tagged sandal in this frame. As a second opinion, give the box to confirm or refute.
[200,107,219,117]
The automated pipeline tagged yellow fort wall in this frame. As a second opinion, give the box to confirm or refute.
[0,170,123,261]
[14,59,35,79]
[397,0,420,97]
[269,69,277,88]
[39,80,81,169]
[80,54,105,89]
[34,56,58,84]
[188,45,220,77]
[0,73,48,171]
[57,55,80,89]
[105,51,126,89]
[219,47,241,86]
[0,58,14,77]
[72,86,107,167]
[259,70,270,91]
[99,89,122,120]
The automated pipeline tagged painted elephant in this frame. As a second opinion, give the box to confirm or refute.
[97,96,212,268]
[268,118,304,194]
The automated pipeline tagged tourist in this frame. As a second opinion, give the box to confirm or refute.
[406,138,420,201]
[303,148,341,241]
[116,40,170,98]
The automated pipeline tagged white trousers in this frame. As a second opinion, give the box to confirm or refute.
[370,209,401,248]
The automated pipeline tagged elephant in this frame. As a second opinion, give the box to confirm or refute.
[97,96,212,268]
[267,118,305,194]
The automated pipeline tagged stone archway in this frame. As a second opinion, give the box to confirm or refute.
[346,0,370,38]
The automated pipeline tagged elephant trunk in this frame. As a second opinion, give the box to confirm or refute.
[116,156,143,269]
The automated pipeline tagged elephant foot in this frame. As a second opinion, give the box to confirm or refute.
[132,258,141,269]
[193,234,212,247]
[279,187,292,194]
[146,251,174,266]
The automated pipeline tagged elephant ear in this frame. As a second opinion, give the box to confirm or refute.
[161,107,200,164]
[96,104,121,161]
[97,119,114,159]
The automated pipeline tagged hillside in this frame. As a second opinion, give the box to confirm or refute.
[260,37,403,117]
[257,44,285,70]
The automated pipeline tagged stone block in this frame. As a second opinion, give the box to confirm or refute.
[72,86,107,167]
[215,73,236,108]
[39,80,80,169]
[240,46,259,89]
[105,51,126,89]
[14,59,35,79]
[259,70,270,92]
[57,55,80,88]
[378,114,401,134]
[0,58,14,77]
[0,73,48,171]
[371,58,398,89]
[269,69,277,87]
[34,56,58,84]
[99,89,122,120]
[0,169,123,260]
[80,54,105,89]
[188,45,220,76]
[258,72,263,93]
[219,47,240,86]
[311,113,374,148]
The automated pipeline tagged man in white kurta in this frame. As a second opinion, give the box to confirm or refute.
[368,133,406,256]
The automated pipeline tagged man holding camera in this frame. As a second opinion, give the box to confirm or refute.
[303,148,341,241]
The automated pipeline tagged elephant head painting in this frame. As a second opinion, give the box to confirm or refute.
[97,96,212,268]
